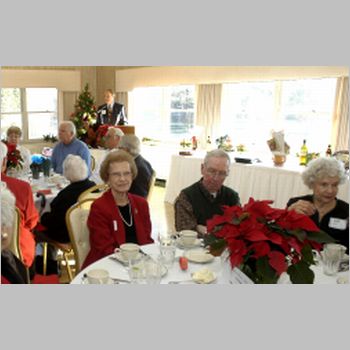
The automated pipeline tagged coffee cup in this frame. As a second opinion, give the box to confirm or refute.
[115,243,140,261]
[179,230,197,247]
[86,269,110,284]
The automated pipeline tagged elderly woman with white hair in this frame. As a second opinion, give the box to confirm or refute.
[287,157,349,250]
[1,183,28,284]
[118,134,154,198]
[37,155,96,244]
[51,121,91,174]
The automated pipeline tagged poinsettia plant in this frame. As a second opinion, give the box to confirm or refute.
[204,198,334,284]
[6,143,24,170]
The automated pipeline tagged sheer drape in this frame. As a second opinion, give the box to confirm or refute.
[115,92,128,115]
[196,84,222,148]
[331,77,349,151]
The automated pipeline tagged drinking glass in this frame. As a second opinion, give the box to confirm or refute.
[144,258,162,285]
[159,244,176,269]
[128,256,146,284]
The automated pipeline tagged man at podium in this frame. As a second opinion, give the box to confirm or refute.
[96,89,127,126]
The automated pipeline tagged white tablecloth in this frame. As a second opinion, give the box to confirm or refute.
[70,243,346,284]
[164,154,349,208]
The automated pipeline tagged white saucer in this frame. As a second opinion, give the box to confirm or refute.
[176,238,202,249]
[184,249,214,263]
[191,269,217,284]
[83,277,114,285]
[112,251,144,265]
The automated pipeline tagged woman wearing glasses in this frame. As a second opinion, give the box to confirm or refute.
[82,150,153,268]
[174,149,240,236]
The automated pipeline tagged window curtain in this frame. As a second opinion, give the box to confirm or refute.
[331,77,349,151]
[115,92,128,116]
[196,84,222,148]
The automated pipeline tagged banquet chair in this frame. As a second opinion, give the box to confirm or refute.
[66,199,95,273]
[8,207,31,283]
[90,154,96,172]
[146,171,157,202]
[78,183,109,202]
[40,236,73,281]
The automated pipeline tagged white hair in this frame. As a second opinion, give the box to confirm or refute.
[63,155,88,183]
[1,182,16,241]
[60,121,76,136]
[118,135,141,157]
[302,157,347,189]
[106,127,124,138]
[204,149,231,167]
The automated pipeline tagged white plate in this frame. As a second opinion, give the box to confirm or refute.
[112,251,144,265]
[184,249,214,263]
[83,277,114,285]
[191,269,217,284]
[176,238,202,249]
[110,253,168,277]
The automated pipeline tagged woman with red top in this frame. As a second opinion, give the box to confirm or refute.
[0,142,39,271]
[82,150,153,268]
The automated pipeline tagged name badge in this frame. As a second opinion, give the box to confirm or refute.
[329,217,347,230]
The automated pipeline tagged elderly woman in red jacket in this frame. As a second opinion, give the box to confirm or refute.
[82,150,153,268]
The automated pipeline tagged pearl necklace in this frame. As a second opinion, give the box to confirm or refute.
[117,203,133,227]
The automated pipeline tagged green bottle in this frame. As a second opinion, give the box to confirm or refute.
[299,139,308,166]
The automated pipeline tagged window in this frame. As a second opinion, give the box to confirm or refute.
[221,78,337,154]
[1,87,58,142]
[128,85,195,142]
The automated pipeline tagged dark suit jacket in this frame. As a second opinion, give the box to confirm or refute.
[129,154,154,198]
[40,179,96,243]
[96,102,127,126]
[82,190,153,268]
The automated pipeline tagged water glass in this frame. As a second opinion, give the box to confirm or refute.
[144,258,162,284]
[159,244,176,269]
[128,256,146,284]
[321,243,346,276]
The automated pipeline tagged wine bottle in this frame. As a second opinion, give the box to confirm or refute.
[299,139,308,166]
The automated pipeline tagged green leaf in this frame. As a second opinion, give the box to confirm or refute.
[288,229,307,242]
[287,260,315,284]
[255,256,279,284]
[300,245,315,265]
[306,230,335,244]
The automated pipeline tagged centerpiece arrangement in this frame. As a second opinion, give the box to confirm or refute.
[5,143,24,173]
[215,134,233,152]
[203,198,334,283]
[30,154,51,179]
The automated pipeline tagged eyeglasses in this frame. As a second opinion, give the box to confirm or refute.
[205,167,228,178]
[109,171,132,179]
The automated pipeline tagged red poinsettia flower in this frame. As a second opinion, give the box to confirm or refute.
[5,142,24,170]
[205,198,335,283]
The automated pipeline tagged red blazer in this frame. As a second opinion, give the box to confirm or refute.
[82,190,153,268]
[2,173,39,268]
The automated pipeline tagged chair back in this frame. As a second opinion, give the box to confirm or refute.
[146,171,157,202]
[8,207,22,261]
[90,154,96,172]
[78,183,109,202]
[65,199,95,272]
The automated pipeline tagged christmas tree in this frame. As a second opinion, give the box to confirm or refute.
[70,83,97,145]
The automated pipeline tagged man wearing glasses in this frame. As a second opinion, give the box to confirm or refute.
[174,149,240,236]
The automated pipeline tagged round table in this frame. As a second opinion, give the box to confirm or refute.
[70,243,347,284]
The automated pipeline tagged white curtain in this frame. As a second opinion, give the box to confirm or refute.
[331,77,349,151]
[115,92,128,116]
[196,84,222,148]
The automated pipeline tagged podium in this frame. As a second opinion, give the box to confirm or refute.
[116,125,135,135]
